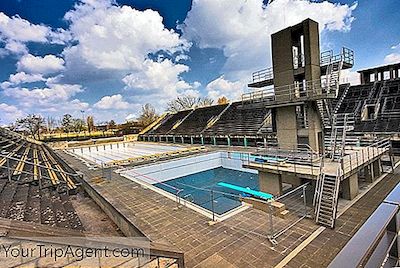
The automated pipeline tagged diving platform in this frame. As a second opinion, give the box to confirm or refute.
[248,47,354,88]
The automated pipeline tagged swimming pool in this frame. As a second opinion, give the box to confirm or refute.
[155,167,259,215]
[119,152,263,217]
[67,142,185,165]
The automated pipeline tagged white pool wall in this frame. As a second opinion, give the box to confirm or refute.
[119,151,257,185]
[68,142,185,164]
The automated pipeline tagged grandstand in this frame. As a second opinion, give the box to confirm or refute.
[0,128,82,229]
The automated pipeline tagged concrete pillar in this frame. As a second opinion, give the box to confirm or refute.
[282,173,302,187]
[173,136,176,143]
[390,68,394,79]
[201,136,204,145]
[181,136,184,144]
[307,104,323,153]
[259,171,282,196]
[364,165,373,183]
[342,173,359,200]
[373,159,381,178]
[244,137,248,147]
[212,136,216,146]
[360,72,365,85]
[276,106,298,149]
[227,137,231,147]
[190,136,193,144]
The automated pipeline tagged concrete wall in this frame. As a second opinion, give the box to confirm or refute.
[120,152,257,185]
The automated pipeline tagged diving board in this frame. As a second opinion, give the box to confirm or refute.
[217,182,273,199]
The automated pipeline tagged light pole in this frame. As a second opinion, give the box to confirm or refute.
[80,110,85,134]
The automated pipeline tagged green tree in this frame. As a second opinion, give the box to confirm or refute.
[61,114,74,132]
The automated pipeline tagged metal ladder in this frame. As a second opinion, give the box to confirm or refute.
[314,167,342,228]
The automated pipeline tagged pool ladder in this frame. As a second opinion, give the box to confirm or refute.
[183,193,194,205]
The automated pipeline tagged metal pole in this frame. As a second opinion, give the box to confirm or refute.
[6,158,11,182]
[303,185,307,216]
[38,167,42,190]
[211,190,215,222]
[268,202,274,237]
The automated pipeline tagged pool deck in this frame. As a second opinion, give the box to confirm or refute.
[244,147,388,179]
[57,149,400,267]
[58,150,319,267]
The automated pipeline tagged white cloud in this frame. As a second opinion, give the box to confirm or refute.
[63,1,189,71]
[384,53,400,64]
[4,40,28,55]
[340,69,359,86]
[9,72,44,85]
[0,12,49,43]
[3,82,83,110]
[0,103,25,122]
[17,54,65,75]
[180,0,357,80]
[205,75,244,101]
[94,94,130,110]
[391,43,400,50]
[122,59,199,98]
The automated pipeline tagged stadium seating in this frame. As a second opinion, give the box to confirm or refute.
[148,109,192,134]
[0,128,82,229]
[203,102,271,136]
[338,78,400,133]
[169,104,228,135]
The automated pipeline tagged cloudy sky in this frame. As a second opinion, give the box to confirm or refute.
[0,0,399,125]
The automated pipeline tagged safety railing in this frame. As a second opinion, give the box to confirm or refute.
[242,78,335,104]
[320,47,354,67]
[267,183,311,244]
[250,67,274,84]
[340,138,392,175]
[238,150,322,178]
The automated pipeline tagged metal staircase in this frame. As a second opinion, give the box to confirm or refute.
[317,99,332,128]
[326,59,343,97]
[317,52,345,129]
[314,167,342,228]
[333,84,350,114]
[326,114,354,160]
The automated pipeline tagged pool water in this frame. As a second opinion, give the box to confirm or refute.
[155,167,259,215]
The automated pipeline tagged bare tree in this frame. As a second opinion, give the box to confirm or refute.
[87,115,95,133]
[16,114,45,140]
[138,104,159,127]
[166,95,214,113]
[72,118,86,132]
[46,116,57,133]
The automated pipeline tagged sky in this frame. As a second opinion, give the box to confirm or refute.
[0,0,399,125]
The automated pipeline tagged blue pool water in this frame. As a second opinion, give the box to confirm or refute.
[154,167,260,215]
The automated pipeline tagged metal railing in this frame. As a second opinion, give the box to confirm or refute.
[248,47,354,84]
[267,183,311,245]
[239,148,322,178]
[340,138,392,175]
[320,47,354,67]
[250,67,274,84]
[242,78,335,104]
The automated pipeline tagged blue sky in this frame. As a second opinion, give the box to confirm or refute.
[0,0,399,125]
